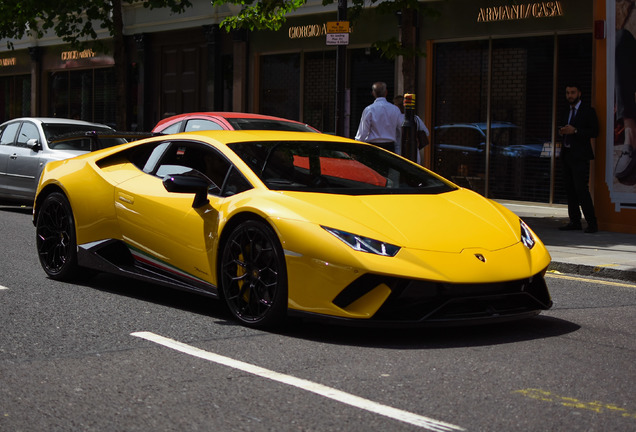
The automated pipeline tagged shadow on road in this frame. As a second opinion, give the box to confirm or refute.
[275,315,580,349]
[74,272,580,350]
[80,273,233,321]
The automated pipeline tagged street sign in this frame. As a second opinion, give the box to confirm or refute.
[326,21,349,46]
[327,33,349,45]
[326,21,349,34]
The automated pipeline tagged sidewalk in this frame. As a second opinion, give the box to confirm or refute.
[499,201,636,282]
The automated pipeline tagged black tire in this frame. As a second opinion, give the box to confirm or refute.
[36,192,81,281]
[220,220,288,327]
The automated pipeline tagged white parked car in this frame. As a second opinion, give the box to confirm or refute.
[0,117,126,204]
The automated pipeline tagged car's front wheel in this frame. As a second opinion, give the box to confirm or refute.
[220,220,287,328]
[36,192,81,281]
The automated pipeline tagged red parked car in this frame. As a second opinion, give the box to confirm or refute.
[152,112,319,134]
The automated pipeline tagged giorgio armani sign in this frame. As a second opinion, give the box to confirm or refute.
[477,1,564,23]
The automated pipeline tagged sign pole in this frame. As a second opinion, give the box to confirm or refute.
[402,93,418,162]
[335,0,347,136]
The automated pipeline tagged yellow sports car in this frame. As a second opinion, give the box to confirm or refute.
[33,130,552,328]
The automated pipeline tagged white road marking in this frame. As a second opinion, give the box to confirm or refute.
[131,331,464,432]
[0,285,8,290]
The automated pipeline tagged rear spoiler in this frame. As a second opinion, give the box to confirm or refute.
[49,131,161,151]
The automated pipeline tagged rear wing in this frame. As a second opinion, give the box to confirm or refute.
[49,131,160,152]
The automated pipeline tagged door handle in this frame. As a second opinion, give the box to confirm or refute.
[118,193,134,204]
[10,153,18,159]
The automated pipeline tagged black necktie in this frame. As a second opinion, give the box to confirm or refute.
[564,107,576,148]
[568,106,576,124]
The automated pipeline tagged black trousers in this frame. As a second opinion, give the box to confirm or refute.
[560,152,597,226]
[372,141,395,152]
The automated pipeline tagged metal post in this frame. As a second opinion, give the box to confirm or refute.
[335,0,347,136]
[402,93,417,161]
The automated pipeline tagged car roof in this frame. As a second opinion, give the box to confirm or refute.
[153,111,317,131]
[161,112,303,121]
[160,129,354,146]
[1,117,114,128]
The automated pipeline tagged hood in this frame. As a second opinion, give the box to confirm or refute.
[277,189,520,253]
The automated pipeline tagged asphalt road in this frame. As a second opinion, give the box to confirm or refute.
[1,205,635,432]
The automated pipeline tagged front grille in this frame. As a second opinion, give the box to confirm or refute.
[334,272,552,323]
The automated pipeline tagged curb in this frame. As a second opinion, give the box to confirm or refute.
[548,262,636,283]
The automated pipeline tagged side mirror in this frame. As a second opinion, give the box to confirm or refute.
[162,174,213,208]
[26,138,40,151]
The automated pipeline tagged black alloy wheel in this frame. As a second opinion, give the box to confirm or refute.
[36,192,80,280]
[220,220,287,327]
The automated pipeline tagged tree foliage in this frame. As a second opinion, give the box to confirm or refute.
[212,0,440,94]
[0,0,440,126]
[0,0,194,129]
[0,0,192,50]
[213,0,439,59]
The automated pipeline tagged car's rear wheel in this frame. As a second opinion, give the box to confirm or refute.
[220,220,287,327]
[36,192,81,280]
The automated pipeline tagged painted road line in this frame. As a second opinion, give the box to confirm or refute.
[546,272,636,289]
[131,331,465,432]
[0,285,8,290]
[516,388,636,419]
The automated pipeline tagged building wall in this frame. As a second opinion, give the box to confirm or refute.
[0,0,634,232]
[593,0,636,233]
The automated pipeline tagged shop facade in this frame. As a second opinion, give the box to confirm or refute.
[0,0,634,232]
[0,44,117,126]
[249,8,399,136]
[420,0,594,206]
[0,49,32,122]
[418,0,634,232]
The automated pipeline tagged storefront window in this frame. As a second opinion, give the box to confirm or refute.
[432,40,489,194]
[349,48,396,140]
[432,34,592,204]
[260,53,300,121]
[303,51,335,133]
[0,75,31,122]
[93,68,116,126]
[49,67,116,126]
[489,36,554,203]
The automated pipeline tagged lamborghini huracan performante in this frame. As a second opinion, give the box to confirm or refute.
[33,131,552,328]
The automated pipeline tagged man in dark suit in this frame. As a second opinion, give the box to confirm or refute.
[558,83,599,233]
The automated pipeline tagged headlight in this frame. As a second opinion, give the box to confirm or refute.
[322,226,400,257]
[520,219,535,249]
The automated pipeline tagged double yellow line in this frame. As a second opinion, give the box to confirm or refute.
[546,271,636,288]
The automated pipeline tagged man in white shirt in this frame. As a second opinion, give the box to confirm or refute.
[355,82,402,152]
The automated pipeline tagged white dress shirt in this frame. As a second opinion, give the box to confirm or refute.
[355,97,402,146]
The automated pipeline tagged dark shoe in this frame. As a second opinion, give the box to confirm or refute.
[584,225,598,233]
[559,222,582,231]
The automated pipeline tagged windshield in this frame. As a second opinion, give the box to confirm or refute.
[226,118,316,132]
[42,123,114,140]
[229,140,455,195]
[43,123,124,151]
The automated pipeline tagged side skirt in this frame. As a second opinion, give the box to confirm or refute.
[77,239,219,298]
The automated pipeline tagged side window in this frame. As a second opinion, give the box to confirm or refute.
[154,141,236,196]
[160,122,182,134]
[223,167,253,197]
[16,122,40,148]
[0,123,20,146]
[142,142,172,173]
[184,119,225,132]
[155,142,209,178]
